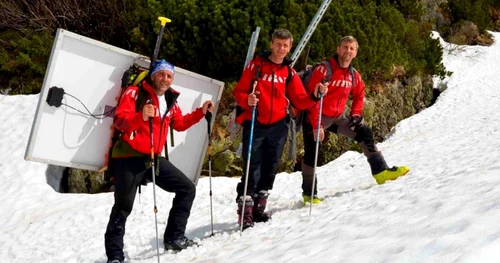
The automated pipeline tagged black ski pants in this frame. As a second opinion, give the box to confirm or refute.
[104,156,195,261]
[301,115,388,196]
[236,118,288,200]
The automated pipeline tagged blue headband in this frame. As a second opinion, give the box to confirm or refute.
[151,59,175,76]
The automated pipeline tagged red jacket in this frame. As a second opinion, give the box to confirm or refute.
[307,56,365,127]
[233,51,320,127]
[114,80,204,156]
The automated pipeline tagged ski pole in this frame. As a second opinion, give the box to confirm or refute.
[309,91,324,216]
[152,17,171,62]
[149,17,170,263]
[152,16,174,149]
[147,99,160,263]
[240,80,259,234]
[205,105,215,236]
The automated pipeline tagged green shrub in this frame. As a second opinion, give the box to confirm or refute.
[0,30,53,94]
[0,0,460,179]
[448,0,493,31]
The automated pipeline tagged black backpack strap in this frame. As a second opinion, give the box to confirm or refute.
[167,94,174,159]
[163,94,171,160]
[135,82,148,113]
[284,65,297,163]
[286,65,292,87]
[252,61,262,91]
[322,60,333,83]
[349,66,356,88]
[340,66,357,119]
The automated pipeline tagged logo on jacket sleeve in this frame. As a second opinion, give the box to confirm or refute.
[125,89,138,100]
[261,74,286,84]
[315,65,328,77]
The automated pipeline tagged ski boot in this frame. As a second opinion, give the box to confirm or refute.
[253,190,272,223]
[373,166,410,184]
[237,195,254,230]
[302,194,321,204]
[164,236,198,251]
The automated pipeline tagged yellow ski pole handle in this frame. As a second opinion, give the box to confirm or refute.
[158,17,171,26]
[152,16,172,62]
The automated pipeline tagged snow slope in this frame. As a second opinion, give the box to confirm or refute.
[0,32,499,263]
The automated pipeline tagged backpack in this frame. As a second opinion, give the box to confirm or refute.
[284,60,356,163]
[289,61,333,132]
[291,60,357,131]
[282,61,332,162]
[101,63,144,185]
[102,64,174,186]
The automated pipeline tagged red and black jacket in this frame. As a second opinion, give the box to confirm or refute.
[113,80,204,157]
[306,56,365,127]
[233,51,319,127]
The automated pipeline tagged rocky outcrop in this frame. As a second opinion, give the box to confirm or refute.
[63,167,111,194]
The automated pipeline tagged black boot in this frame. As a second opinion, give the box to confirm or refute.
[164,236,198,251]
[253,190,272,223]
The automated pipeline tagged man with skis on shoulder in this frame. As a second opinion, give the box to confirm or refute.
[301,35,410,205]
[104,59,213,263]
[232,29,328,230]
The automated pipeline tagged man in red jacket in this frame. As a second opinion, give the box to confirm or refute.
[104,59,213,263]
[301,36,410,204]
[233,29,328,229]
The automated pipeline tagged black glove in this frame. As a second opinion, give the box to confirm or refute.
[349,115,364,132]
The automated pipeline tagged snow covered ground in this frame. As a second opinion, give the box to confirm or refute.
[1,32,499,263]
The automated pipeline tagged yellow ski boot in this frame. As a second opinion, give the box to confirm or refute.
[373,166,410,184]
[303,194,322,204]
